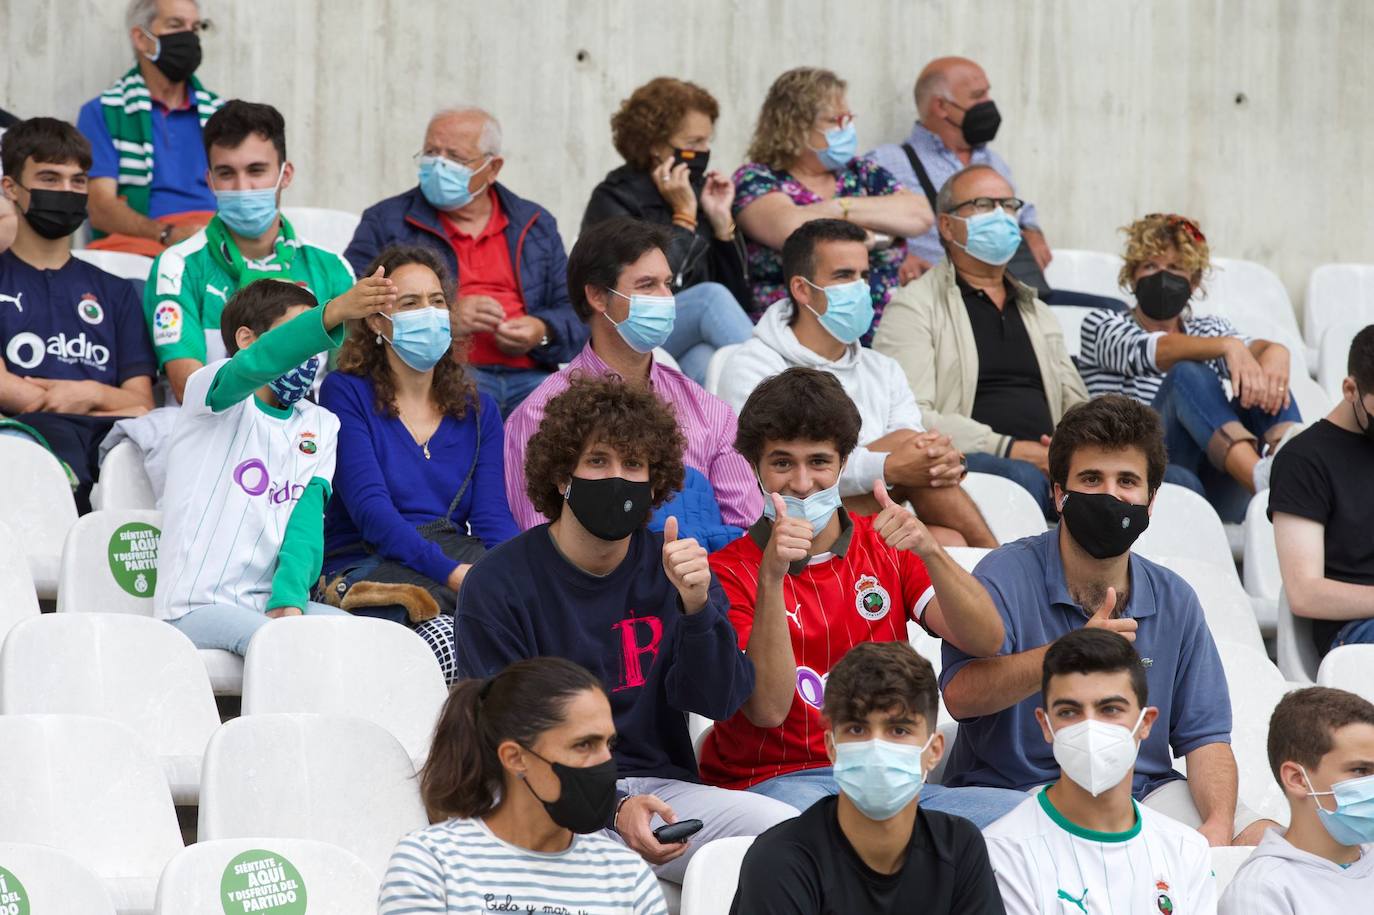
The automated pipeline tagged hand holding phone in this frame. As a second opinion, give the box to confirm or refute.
[652,818,704,845]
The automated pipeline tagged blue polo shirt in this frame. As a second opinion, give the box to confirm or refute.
[77,96,216,218]
[940,529,1231,797]
[0,250,157,386]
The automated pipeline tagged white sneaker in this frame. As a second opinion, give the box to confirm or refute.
[1252,453,1274,493]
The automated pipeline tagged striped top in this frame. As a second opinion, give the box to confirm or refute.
[377,817,667,915]
[1078,308,1246,404]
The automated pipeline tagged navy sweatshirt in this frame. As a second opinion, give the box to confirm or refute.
[456,525,754,782]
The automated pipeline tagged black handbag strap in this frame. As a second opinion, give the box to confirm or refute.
[416,402,482,536]
[900,143,939,209]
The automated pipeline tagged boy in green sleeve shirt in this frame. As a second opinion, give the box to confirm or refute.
[154,270,395,653]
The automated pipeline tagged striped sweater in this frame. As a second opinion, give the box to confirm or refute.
[1078,308,1246,404]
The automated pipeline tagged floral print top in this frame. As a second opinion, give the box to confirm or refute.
[732,158,909,341]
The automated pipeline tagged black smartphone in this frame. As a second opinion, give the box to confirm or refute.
[653,818,704,844]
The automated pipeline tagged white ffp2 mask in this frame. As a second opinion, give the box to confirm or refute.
[1051,709,1147,797]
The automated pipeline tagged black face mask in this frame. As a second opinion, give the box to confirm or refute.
[19,188,88,240]
[1352,389,1374,444]
[1135,271,1192,321]
[523,751,619,834]
[144,29,202,83]
[951,100,1001,146]
[564,475,653,541]
[673,148,710,184]
[1059,491,1150,560]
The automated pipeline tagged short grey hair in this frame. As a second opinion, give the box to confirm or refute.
[126,0,159,32]
[428,106,503,157]
[935,164,1003,213]
[914,70,950,118]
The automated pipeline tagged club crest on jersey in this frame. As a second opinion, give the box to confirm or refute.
[1154,880,1173,914]
[854,574,891,621]
[297,432,317,455]
[153,302,182,344]
[77,293,104,325]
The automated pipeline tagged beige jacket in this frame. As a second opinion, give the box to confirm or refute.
[873,259,1089,457]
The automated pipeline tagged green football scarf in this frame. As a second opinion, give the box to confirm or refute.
[204,214,311,288]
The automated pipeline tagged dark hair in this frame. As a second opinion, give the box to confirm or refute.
[1348,325,1374,393]
[735,367,861,464]
[1267,686,1374,782]
[420,658,605,821]
[203,100,287,165]
[220,279,318,355]
[566,217,671,322]
[780,219,869,328]
[1,117,92,180]
[1041,628,1148,707]
[524,375,685,522]
[611,77,720,172]
[823,641,939,732]
[1048,394,1167,493]
[336,245,476,419]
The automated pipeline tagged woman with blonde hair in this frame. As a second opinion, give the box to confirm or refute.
[733,67,931,340]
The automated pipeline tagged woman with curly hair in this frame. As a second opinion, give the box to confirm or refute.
[734,67,932,341]
[457,374,798,883]
[319,244,516,677]
[1078,214,1301,517]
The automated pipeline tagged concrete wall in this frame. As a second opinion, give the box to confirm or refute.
[3,0,1366,306]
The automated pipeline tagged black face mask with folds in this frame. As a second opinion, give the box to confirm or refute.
[523,752,619,834]
[564,475,653,541]
[955,100,1002,146]
[1135,270,1192,321]
[144,29,202,83]
[1059,490,1150,560]
[20,188,88,240]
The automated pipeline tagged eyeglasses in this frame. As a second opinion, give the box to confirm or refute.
[1147,213,1207,244]
[413,149,489,168]
[948,196,1024,216]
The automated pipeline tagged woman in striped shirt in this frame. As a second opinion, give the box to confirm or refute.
[379,658,668,914]
[1077,214,1300,519]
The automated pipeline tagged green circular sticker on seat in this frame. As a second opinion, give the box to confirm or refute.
[0,866,31,915]
[107,522,161,597]
[220,849,306,914]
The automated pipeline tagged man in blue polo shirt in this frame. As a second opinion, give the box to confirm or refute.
[0,118,156,508]
[941,394,1275,846]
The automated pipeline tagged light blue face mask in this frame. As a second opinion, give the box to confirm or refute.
[814,122,858,171]
[951,206,1022,266]
[418,155,490,211]
[606,289,676,354]
[214,165,284,238]
[833,734,935,821]
[384,306,452,371]
[1303,767,1374,846]
[760,479,842,536]
[268,355,320,407]
[801,278,874,344]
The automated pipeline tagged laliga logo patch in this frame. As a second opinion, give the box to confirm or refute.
[854,574,891,621]
[153,302,182,344]
[297,431,317,455]
[1154,879,1173,913]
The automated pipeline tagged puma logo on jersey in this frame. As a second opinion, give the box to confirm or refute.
[0,292,22,312]
[205,284,228,302]
[1057,887,1089,913]
[785,600,802,630]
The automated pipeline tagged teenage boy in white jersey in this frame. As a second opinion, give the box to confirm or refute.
[984,628,1217,914]
[155,271,395,653]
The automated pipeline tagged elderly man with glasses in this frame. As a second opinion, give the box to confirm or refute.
[873,164,1089,517]
[345,106,585,417]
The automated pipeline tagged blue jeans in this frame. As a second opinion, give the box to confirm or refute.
[1152,361,1302,522]
[662,282,754,385]
[1335,616,1374,647]
[169,601,347,656]
[471,365,552,419]
[746,766,1027,828]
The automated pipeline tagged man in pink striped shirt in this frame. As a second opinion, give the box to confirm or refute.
[505,218,762,543]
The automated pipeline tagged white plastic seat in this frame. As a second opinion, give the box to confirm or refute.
[1050,304,1096,359]
[91,439,157,511]
[944,546,991,574]
[1317,320,1367,402]
[0,436,79,599]
[1133,483,1239,584]
[1242,491,1281,634]
[680,836,755,915]
[241,616,447,770]
[653,347,681,371]
[153,838,378,915]
[0,614,219,804]
[1211,845,1257,893]
[960,472,1047,545]
[1276,590,1321,683]
[1150,557,1265,654]
[279,206,361,256]
[0,714,183,914]
[704,343,742,397]
[690,713,713,762]
[1289,371,1334,423]
[0,519,40,651]
[1216,642,1292,825]
[0,842,117,913]
[1304,264,1374,370]
[1317,644,1374,701]
[198,713,428,877]
[1042,249,1125,300]
[71,248,155,281]
[1200,257,1300,339]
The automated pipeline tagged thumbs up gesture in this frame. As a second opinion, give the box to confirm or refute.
[762,492,814,582]
[872,480,936,558]
[1083,586,1136,642]
[661,515,710,615]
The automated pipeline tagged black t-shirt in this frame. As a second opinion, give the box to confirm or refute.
[1268,418,1374,651]
[728,795,1004,914]
[959,276,1055,442]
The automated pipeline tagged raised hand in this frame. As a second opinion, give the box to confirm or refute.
[871,481,937,557]
[762,492,813,581]
[1083,587,1136,642]
[323,265,397,329]
[661,515,710,614]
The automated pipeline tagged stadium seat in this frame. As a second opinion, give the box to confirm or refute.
[0,842,117,914]
[961,472,1047,545]
[1317,320,1365,402]
[1043,249,1125,300]
[704,343,741,397]
[241,616,447,770]
[1211,845,1257,893]
[945,546,991,574]
[91,440,157,511]
[1133,483,1239,584]
[1304,263,1374,370]
[1242,491,1281,634]
[653,347,681,371]
[0,519,40,650]
[1276,590,1321,683]
[0,714,183,914]
[680,836,755,915]
[1050,304,1095,359]
[153,838,378,915]
[908,620,952,725]
[689,712,713,762]
[1289,370,1334,422]
[0,436,79,599]
[71,248,155,281]
[1150,557,1265,654]
[198,713,427,877]
[1216,642,1292,825]
[279,206,361,256]
[1316,644,1374,701]
[0,614,219,804]
[1201,257,1300,338]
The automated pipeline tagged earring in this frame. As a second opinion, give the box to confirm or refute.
[375,334,383,345]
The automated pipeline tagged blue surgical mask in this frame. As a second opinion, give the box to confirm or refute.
[605,289,676,354]
[951,207,1022,266]
[801,278,873,345]
[814,122,858,171]
[268,355,320,407]
[384,307,452,371]
[760,479,842,536]
[833,734,935,821]
[418,155,490,211]
[214,165,284,238]
[1303,767,1374,846]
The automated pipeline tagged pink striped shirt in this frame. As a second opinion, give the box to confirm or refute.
[503,344,764,530]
